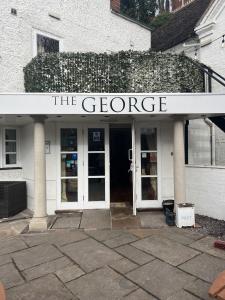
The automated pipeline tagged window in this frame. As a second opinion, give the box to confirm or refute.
[37,34,59,55]
[33,30,62,56]
[4,129,18,166]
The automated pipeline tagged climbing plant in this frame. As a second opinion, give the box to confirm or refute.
[24,51,204,93]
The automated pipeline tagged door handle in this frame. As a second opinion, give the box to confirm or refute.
[128,149,132,161]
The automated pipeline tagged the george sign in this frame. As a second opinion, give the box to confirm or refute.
[0,93,225,115]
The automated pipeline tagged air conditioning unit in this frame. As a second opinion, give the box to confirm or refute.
[176,203,195,228]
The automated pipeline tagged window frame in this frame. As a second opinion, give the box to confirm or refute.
[32,29,63,57]
[2,128,21,168]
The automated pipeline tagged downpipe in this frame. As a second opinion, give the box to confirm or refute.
[204,118,216,165]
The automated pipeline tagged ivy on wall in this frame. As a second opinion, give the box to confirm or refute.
[24,51,204,93]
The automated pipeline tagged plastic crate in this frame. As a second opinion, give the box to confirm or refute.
[176,203,195,228]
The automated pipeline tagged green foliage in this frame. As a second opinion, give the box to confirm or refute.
[121,0,158,24]
[120,0,170,26]
[151,12,172,30]
[24,51,204,93]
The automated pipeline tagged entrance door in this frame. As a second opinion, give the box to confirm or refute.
[83,125,109,209]
[136,124,161,208]
[58,124,109,210]
[110,126,133,206]
[58,125,83,210]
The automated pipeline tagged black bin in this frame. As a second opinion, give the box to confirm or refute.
[0,181,27,218]
[162,199,174,216]
[165,208,175,226]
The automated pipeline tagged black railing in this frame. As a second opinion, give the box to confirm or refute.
[185,57,225,92]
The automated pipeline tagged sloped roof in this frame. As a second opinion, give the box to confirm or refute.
[151,0,212,51]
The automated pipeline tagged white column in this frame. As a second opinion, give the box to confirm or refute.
[29,116,48,231]
[173,118,186,205]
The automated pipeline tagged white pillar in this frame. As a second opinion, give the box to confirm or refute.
[29,116,48,231]
[173,118,186,205]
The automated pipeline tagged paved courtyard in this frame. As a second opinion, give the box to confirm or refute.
[0,225,224,299]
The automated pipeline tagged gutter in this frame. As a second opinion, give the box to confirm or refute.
[110,10,152,32]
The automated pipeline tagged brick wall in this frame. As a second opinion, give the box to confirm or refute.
[111,0,120,12]
[171,0,195,11]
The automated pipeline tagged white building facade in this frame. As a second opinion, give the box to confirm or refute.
[1,0,225,229]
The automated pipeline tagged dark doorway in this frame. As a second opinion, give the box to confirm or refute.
[110,126,132,205]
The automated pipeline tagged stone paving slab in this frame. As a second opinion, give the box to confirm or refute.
[22,256,73,280]
[131,235,200,266]
[112,216,141,229]
[0,263,24,289]
[189,236,225,259]
[66,266,137,300]
[55,265,85,283]
[158,228,204,246]
[61,238,122,272]
[109,258,138,274]
[184,279,211,300]
[12,244,63,271]
[124,288,157,299]
[128,228,159,239]
[85,229,124,242]
[115,244,155,265]
[0,254,12,266]
[0,220,28,239]
[103,232,138,248]
[111,207,141,229]
[177,228,205,241]
[22,230,87,247]
[6,274,76,300]
[126,259,195,300]
[80,210,111,229]
[52,215,81,229]
[139,211,168,228]
[166,290,200,300]
[0,237,27,256]
[179,253,225,283]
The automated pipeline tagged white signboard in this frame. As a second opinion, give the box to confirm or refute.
[0,93,225,115]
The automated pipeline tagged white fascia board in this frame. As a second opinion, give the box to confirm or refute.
[0,93,225,115]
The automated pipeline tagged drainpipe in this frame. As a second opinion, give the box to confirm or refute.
[204,118,216,165]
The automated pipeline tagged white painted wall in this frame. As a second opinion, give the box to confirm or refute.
[160,122,174,200]
[186,165,225,220]
[167,4,225,94]
[166,2,225,167]
[0,0,150,93]
[20,123,34,211]
[0,169,23,181]
[45,122,58,215]
[19,122,59,215]
[188,119,211,165]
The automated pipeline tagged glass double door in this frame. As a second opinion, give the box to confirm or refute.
[58,122,160,211]
[58,124,109,210]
